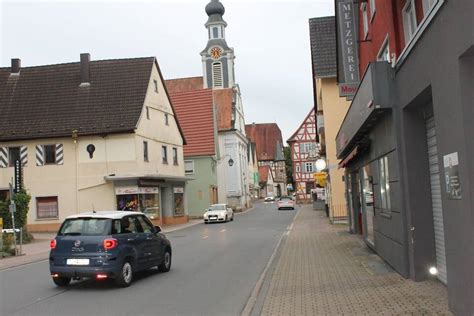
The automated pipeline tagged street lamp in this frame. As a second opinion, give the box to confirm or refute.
[214,154,234,167]
[315,158,327,171]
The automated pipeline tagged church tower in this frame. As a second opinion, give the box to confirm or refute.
[201,0,235,89]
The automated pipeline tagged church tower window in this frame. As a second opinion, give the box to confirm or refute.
[212,62,223,88]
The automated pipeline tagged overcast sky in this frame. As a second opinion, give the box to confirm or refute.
[0,0,334,142]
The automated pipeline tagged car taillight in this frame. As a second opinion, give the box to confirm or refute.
[103,238,117,250]
[50,239,57,249]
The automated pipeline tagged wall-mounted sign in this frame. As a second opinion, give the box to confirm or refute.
[337,0,360,98]
[115,187,159,195]
[173,187,184,194]
[443,152,461,200]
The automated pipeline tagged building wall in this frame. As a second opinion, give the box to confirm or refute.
[184,156,217,218]
[317,77,351,218]
[217,131,249,209]
[393,1,474,313]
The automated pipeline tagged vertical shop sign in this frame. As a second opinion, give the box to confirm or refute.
[338,0,360,98]
[443,152,462,199]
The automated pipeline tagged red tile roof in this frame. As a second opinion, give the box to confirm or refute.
[167,88,216,157]
[245,123,283,161]
[165,76,204,93]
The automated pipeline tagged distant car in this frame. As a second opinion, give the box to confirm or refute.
[142,207,160,220]
[264,195,275,202]
[277,196,295,210]
[49,211,172,288]
[203,204,234,223]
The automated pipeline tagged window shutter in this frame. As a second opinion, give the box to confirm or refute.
[20,146,28,166]
[0,147,8,168]
[36,145,45,166]
[55,144,64,165]
[212,62,223,88]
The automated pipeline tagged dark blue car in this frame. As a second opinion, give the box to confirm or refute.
[49,211,172,287]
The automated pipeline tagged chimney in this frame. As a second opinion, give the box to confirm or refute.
[11,58,21,74]
[80,53,90,86]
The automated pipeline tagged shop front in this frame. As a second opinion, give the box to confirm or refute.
[105,175,189,226]
[337,62,409,277]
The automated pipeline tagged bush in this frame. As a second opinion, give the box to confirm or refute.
[0,190,33,245]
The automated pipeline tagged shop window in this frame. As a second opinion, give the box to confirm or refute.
[378,156,391,211]
[8,147,20,167]
[116,188,160,219]
[185,160,194,174]
[362,165,375,246]
[173,187,185,216]
[305,182,315,195]
[37,196,59,219]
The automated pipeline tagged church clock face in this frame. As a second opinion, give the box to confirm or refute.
[210,46,223,59]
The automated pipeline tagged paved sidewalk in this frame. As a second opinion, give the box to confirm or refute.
[0,219,201,271]
[258,205,451,315]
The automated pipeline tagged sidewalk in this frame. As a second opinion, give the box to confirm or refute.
[256,205,451,315]
[0,219,201,271]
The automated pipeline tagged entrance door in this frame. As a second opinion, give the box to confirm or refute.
[346,173,356,233]
[361,166,375,247]
[425,115,447,284]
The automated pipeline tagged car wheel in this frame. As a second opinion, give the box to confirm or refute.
[52,276,71,287]
[204,221,209,224]
[115,259,133,287]
[158,248,172,272]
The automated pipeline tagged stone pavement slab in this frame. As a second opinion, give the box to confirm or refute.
[258,205,451,315]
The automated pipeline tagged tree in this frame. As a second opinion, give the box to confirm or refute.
[0,190,31,230]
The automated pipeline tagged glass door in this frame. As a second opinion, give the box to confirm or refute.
[361,166,375,247]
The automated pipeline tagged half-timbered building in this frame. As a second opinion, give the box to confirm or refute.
[287,108,319,203]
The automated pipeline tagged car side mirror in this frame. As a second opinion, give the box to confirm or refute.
[154,225,162,233]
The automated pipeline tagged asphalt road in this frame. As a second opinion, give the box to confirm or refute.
[0,201,297,316]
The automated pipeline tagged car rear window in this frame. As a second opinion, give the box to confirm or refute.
[58,218,112,236]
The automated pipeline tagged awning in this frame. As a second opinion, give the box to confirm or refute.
[338,146,359,169]
[104,174,194,183]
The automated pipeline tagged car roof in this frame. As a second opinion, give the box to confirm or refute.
[210,204,226,207]
[66,211,143,220]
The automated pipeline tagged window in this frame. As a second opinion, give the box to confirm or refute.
[306,182,315,195]
[44,145,56,164]
[212,27,218,38]
[165,113,169,125]
[295,165,301,173]
[377,37,390,62]
[378,156,391,210]
[8,147,20,167]
[0,190,10,201]
[369,0,376,20]
[146,107,150,120]
[361,3,369,39]
[119,217,139,234]
[37,196,58,219]
[172,147,178,165]
[59,218,111,236]
[212,62,223,88]
[403,0,418,45]
[143,141,149,162]
[185,160,194,174]
[162,146,168,164]
[304,162,314,173]
[136,215,154,233]
[153,79,158,93]
[299,143,316,154]
[422,0,438,17]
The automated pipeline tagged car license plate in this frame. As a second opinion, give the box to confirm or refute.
[66,258,90,265]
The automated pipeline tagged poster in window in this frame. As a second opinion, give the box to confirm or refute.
[443,152,462,200]
[173,187,184,216]
[116,194,139,212]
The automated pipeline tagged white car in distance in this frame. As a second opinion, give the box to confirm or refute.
[203,204,234,224]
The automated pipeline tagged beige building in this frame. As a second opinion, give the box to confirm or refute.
[310,17,351,221]
[0,54,189,231]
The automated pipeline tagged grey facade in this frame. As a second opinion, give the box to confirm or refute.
[337,2,474,314]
